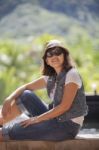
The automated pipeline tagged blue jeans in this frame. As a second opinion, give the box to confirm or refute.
[2,90,80,141]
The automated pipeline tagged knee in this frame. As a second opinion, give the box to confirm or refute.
[21,90,33,97]
[20,90,34,102]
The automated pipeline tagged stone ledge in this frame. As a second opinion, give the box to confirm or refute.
[0,139,99,150]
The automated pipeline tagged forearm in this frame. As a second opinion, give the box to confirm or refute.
[6,77,46,102]
[37,104,66,122]
[37,83,78,122]
[6,84,27,101]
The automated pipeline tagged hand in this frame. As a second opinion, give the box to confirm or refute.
[20,117,39,128]
[2,99,12,118]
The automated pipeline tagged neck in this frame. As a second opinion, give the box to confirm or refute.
[54,67,63,75]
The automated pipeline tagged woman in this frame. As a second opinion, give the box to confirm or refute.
[0,40,88,141]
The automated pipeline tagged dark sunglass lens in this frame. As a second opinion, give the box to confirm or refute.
[54,49,63,56]
[46,49,63,57]
[46,52,52,57]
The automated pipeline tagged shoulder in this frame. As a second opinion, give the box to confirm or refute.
[67,68,79,77]
[43,75,49,83]
[65,68,82,88]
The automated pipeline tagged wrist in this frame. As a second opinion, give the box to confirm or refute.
[33,116,41,123]
[34,116,39,123]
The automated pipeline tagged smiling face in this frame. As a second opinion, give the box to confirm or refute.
[45,48,65,73]
[42,45,72,76]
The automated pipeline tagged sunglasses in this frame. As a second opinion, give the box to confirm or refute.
[46,49,63,58]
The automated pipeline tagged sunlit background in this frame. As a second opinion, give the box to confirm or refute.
[0,0,99,138]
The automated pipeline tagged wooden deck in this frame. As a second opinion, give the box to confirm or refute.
[0,139,99,150]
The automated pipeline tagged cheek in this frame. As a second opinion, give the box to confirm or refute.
[46,58,49,65]
[46,58,52,66]
[60,55,64,63]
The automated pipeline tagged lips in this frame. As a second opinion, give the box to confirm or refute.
[51,58,59,62]
[52,60,59,63]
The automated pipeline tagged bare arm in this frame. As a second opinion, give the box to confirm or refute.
[37,82,78,121]
[2,76,46,117]
[21,82,79,127]
[6,76,46,101]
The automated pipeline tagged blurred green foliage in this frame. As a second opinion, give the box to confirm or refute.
[0,34,99,104]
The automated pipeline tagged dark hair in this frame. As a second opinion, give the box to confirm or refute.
[42,46,74,76]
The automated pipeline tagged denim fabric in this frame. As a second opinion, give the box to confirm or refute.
[47,69,88,122]
[2,90,80,141]
[16,90,48,116]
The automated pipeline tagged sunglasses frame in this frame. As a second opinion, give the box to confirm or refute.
[46,49,63,58]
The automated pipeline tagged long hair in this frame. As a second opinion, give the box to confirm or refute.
[42,46,74,76]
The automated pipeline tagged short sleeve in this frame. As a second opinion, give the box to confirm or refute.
[65,68,82,88]
[43,75,49,83]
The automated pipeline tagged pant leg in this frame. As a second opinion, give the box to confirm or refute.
[16,90,48,116]
[2,91,80,141]
[3,119,80,141]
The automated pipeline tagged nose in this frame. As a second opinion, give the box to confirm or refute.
[51,55,58,58]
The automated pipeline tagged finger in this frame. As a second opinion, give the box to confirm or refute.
[20,122,30,128]
[23,123,30,128]
[2,109,6,117]
[20,121,27,126]
[20,119,29,124]
[20,122,28,126]
[2,108,10,117]
[20,120,30,126]
[1,107,5,114]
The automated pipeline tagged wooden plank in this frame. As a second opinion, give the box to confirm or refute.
[54,139,99,150]
[0,139,99,150]
[0,142,6,150]
[6,141,54,150]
